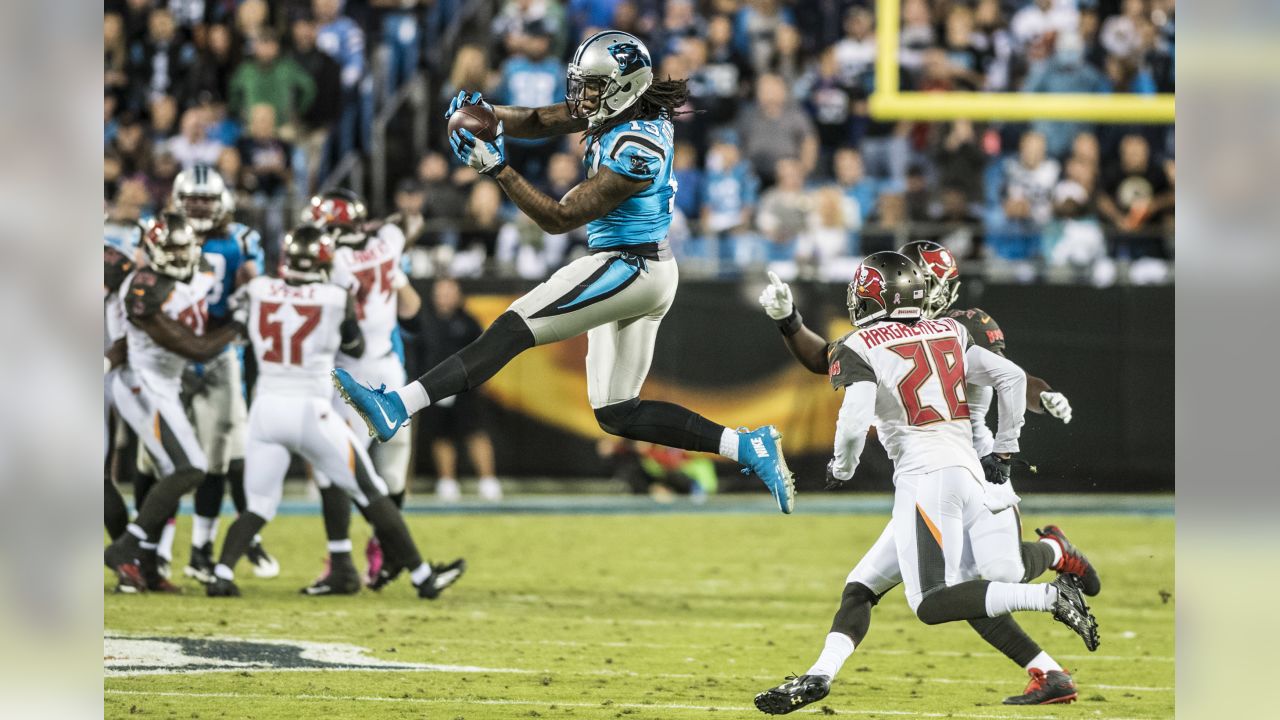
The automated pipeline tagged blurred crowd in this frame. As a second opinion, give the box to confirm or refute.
[104,0,1174,284]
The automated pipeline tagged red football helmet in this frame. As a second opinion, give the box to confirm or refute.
[898,241,960,319]
[304,189,368,247]
[280,225,337,284]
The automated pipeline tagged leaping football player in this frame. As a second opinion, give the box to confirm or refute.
[331,31,796,512]
[754,252,1099,714]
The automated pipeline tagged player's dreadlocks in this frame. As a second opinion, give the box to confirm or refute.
[583,78,691,144]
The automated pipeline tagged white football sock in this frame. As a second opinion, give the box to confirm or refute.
[192,515,219,548]
[158,519,176,560]
[394,381,431,414]
[1025,650,1063,673]
[1040,537,1064,568]
[214,563,234,581]
[410,563,433,585]
[126,523,147,541]
[984,582,1055,616]
[718,428,740,462]
[805,632,855,680]
[327,539,353,554]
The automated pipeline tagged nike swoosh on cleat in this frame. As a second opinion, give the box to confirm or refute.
[751,437,769,458]
[373,399,397,431]
[433,569,462,588]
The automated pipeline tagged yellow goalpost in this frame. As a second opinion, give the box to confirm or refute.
[868,0,1175,123]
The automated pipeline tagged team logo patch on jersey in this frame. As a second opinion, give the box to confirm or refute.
[608,41,651,74]
[854,265,887,307]
[919,246,958,281]
[829,360,841,378]
[629,153,652,175]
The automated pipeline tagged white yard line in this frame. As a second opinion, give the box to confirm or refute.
[103,689,1160,719]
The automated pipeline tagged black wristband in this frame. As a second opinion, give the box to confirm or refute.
[776,309,803,337]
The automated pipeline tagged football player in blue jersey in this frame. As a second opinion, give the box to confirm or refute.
[334,31,796,513]
[169,166,280,581]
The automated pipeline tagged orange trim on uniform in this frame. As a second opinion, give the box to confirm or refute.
[347,443,356,474]
[153,412,162,441]
[916,503,943,548]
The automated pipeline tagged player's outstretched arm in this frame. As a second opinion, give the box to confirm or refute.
[496,165,646,234]
[134,313,243,362]
[494,103,589,139]
[965,345,1028,455]
[758,272,828,374]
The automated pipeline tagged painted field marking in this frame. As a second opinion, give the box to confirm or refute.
[104,689,1161,720]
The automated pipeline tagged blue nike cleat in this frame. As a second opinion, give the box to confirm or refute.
[738,426,795,514]
[331,369,409,442]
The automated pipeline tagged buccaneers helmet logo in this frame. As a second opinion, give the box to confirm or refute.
[855,265,887,307]
[310,198,354,225]
[919,246,957,281]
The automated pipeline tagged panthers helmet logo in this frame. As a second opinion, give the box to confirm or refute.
[854,264,887,307]
[608,41,651,74]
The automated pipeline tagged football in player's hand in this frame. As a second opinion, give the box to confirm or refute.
[448,102,498,142]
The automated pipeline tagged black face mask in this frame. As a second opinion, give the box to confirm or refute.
[565,71,612,119]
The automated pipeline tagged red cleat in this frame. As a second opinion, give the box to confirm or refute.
[1003,668,1078,705]
[1037,525,1102,596]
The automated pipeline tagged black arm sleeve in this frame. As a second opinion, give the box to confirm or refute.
[340,294,365,358]
[828,341,877,390]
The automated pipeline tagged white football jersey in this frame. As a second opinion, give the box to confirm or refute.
[830,317,983,479]
[332,223,407,366]
[120,265,216,389]
[245,276,353,397]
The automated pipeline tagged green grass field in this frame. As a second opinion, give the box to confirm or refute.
[104,505,1174,719]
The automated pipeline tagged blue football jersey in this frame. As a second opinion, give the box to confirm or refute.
[200,222,264,320]
[103,221,141,256]
[583,118,677,255]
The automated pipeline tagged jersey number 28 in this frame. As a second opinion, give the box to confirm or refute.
[888,338,970,426]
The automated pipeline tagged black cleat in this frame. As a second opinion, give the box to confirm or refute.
[155,555,172,580]
[1003,668,1078,705]
[247,540,280,578]
[366,561,405,592]
[1051,574,1100,651]
[1037,525,1101,596]
[183,542,215,584]
[140,550,182,594]
[206,577,241,597]
[300,556,361,596]
[416,559,467,600]
[754,674,831,715]
[104,537,147,593]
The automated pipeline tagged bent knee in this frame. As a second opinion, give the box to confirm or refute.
[593,398,640,437]
[979,559,1025,584]
[914,593,951,625]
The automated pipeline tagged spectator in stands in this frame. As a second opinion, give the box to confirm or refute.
[1010,0,1080,57]
[1097,133,1173,257]
[493,0,565,62]
[414,278,503,502]
[145,150,181,211]
[237,103,293,242]
[831,147,877,228]
[290,15,343,193]
[928,187,984,259]
[1023,33,1109,158]
[166,108,225,170]
[932,120,986,205]
[104,150,124,203]
[833,7,875,88]
[147,94,179,143]
[180,23,240,108]
[904,163,934,222]
[457,179,505,272]
[756,158,810,263]
[672,141,703,223]
[110,113,152,176]
[1046,155,1106,268]
[1002,130,1060,228]
[498,152,587,278]
[597,438,716,501]
[761,22,804,87]
[229,31,315,131]
[941,4,989,91]
[104,13,129,95]
[130,8,194,107]
[700,135,760,271]
[442,44,489,106]
[385,178,424,244]
[972,0,1014,91]
[235,0,271,45]
[654,0,705,60]
[739,0,795,76]
[796,186,859,277]
[698,14,752,128]
[738,73,818,186]
[113,176,156,222]
[216,146,242,197]
[372,0,423,96]
[495,22,564,183]
[899,0,936,77]
[118,0,153,47]
[313,0,366,157]
[798,46,855,176]
[860,191,906,254]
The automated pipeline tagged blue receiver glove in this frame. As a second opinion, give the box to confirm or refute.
[444,90,494,120]
[450,123,507,177]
